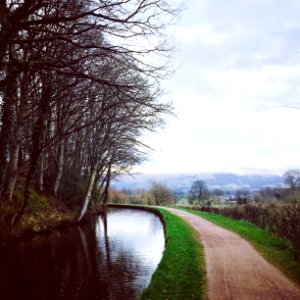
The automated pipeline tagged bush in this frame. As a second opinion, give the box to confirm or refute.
[109,189,127,204]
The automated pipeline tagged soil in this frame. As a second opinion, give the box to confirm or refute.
[165,207,300,300]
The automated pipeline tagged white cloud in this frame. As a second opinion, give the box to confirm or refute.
[175,25,228,45]
[134,0,300,175]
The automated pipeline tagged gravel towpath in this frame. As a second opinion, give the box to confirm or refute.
[165,207,300,300]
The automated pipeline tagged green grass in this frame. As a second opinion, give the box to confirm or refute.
[141,208,205,300]
[182,208,300,284]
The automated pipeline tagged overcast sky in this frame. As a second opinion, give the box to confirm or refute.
[135,0,300,175]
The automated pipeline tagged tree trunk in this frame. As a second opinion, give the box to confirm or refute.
[5,143,21,202]
[77,160,99,222]
[37,155,44,192]
[5,69,29,201]
[11,155,38,227]
[53,141,64,197]
[90,160,106,204]
[101,164,111,206]
[11,73,51,226]
[0,56,18,199]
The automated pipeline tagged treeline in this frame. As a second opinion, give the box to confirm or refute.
[109,182,175,206]
[0,0,177,225]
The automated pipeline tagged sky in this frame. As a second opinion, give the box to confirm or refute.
[135,0,300,175]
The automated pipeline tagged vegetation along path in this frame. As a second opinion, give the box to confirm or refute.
[165,207,300,300]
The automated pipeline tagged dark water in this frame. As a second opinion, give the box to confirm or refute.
[0,208,165,300]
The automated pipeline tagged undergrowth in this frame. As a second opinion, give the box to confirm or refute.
[0,189,75,241]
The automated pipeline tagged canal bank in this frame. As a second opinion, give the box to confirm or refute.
[0,207,165,299]
[0,188,108,244]
[1,201,207,299]
[141,207,206,300]
[108,204,206,299]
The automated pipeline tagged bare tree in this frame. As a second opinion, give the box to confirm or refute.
[188,180,209,205]
[284,169,300,191]
[235,188,250,204]
[148,182,174,206]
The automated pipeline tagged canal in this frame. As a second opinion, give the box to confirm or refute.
[0,208,165,299]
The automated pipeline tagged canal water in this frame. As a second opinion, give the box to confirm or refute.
[0,208,165,300]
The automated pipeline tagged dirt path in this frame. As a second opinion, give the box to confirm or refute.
[165,207,300,300]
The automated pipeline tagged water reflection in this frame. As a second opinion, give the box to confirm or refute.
[0,208,164,300]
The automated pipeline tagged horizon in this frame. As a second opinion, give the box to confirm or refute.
[112,170,286,194]
[130,167,289,177]
[115,170,287,180]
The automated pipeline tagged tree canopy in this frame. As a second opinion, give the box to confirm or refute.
[0,0,180,224]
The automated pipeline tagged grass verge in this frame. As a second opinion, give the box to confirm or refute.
[141,208,206,300]
[183,208,300,284]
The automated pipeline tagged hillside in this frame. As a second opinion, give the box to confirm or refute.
[111,173,284,195]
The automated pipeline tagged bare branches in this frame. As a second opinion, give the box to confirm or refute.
[0,0,178,222]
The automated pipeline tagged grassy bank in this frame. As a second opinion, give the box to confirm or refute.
[141,208,205,300]
[183,208,300,284]
[0,189,76,242]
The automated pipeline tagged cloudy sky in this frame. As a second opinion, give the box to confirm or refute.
[135,0,300,175]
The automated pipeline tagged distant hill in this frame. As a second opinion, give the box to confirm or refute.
[111,173,284,195]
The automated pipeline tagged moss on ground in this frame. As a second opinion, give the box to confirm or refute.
[0,189,75,242]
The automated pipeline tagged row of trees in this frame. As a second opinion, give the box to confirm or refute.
[254,170,300,203]
[109,182,175,206]
[108,169,300,206]
[188,169,300,205]
[0,0,178,224]
[109,169,300,206]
